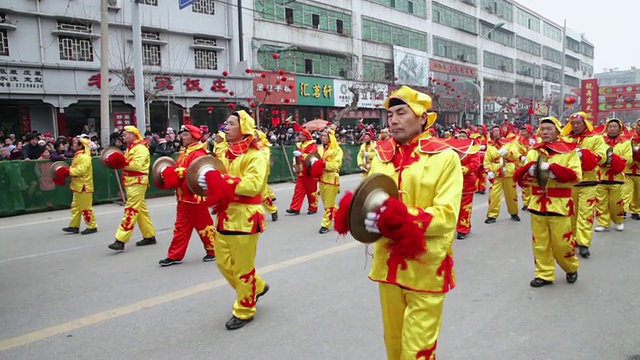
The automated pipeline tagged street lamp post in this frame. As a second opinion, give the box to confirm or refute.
[470,22,505,126]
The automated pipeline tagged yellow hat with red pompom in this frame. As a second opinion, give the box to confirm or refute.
[562,111,594,135]
[383,85,437,128]
[123,125,143,140]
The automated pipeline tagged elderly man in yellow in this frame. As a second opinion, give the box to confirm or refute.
[357,130,376,177]
[335,85,462,360]
[562,112,608,258]
[513,116,581,287]
[484,125,521,224]
[623,119,640,221]
[198,110,269,331]
[59,137,97,235]
[310,127,343,234]
[104,126,157,251]
[595,118,632,232]
[256,129,278,222]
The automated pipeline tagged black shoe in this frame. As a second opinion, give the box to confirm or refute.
[159,258,182,267]
[319,226,330,234]
[202,254,216,262]
[136,237,157,246]
[456,232,467,240]
[257,284,269,302]
[307,210,317,215]
[285,209,300,216]
[108,240,125,251]
[566,271,578,284]
[81,228,97,235]
[623,212,628,219]
[62,227,79,234]
[225,315,253,330]
[578,245,590,258]
[530,278,553,287]
[271,212,278,222]
[521,206,528,211]
[477,190,486,195]
[632,214,640,220]
[511,214,521,222]
[484,217,496,224]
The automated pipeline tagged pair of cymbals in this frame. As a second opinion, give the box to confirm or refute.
[100,146,124,169]
[347,173,399,244]
[185,155,227,196]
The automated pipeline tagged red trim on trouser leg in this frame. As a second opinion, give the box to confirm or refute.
[168,202,216,259]
[302,176,318,211]
[289,177,306,211]
[456,192,474,234]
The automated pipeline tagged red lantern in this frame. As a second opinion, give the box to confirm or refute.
[457,94,461,98]
[451,77,456,82]
[207,106,214,112]
[250,102,257,108]
[284,98,290,103]
[222,71,229,77]
[229,91,235,96]
[272,53,279,59]
[281,76,287,82]
[220,97,226,102]
[227,103,235,110]
[267,91,272,95]
[259,108,265,112]
[245,68,252,74]
[288,84,294,90]
[261,72,267,78]
[278,69,285,75]
[564,96,577,105]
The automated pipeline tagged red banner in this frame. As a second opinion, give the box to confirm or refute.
[430,59,478,78]
[580,78,599,121]
[328,108,381,119]
[253,72,297,105]
[113,112,135,129]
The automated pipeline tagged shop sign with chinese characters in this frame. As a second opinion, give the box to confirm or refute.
[113,112,136,128]
[580,78,599,120]
[328,108,381,119]
[85,73,236,96]
[0,67,45,93]
[333,80,387,108]
[252,72,297,105]
[296,76,334,106]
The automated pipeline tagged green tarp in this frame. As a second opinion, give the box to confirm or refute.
[0,145,362,217]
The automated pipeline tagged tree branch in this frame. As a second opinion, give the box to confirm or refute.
[330,85,360,126]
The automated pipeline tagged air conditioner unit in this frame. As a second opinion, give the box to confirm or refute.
[107,0,122,10]
[458,54,469,62]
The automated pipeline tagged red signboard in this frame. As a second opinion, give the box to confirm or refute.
[253,72,297,105]
[429,59,478,78]
[113,112,135,128]
[580,78,599,121]
[328,108,381,119]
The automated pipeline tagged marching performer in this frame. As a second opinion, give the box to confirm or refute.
[513,125,537,210]
[622,119,640,220]
[453,130,481,240]
[257,129,278,222]
[197,110,269,330]
[484,125,520,224]
[286,124,319,215]
[156,125,216,266]
[357,130,376,177]
[213,129,227,159]
[595,118,632,232]
[336,86,462,359]
[311,126,343,234]
[471,125,488,194]
[58,137,97,235]
[513,116,581,287]
[562,112,608,258]
[104,126,157,251]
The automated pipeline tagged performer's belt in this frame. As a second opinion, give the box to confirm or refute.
[230,194,262,205]
[122,170,148,177]
[531,187,572,198]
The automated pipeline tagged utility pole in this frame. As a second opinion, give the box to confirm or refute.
[100,0,110,147]
[559,19,567,122]
[131,0,147,135]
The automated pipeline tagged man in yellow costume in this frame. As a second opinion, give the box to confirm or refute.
[335,86,462,359]
[57,137,97,235]
[595,118,632,232]
[198,110,269,330]
[213,129,227,159]
[513,124,537,210]
[357,130,376,177]
[562,112,608,258]
[257,129,278,222]
[484,125,520,224]
[513,116,581,287]
[622,119,640,221]
[310,126,343,234]
[104,126,157,251]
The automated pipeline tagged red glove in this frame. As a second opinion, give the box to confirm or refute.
[334,192,354,235]
[513,161,535,187]
[377,197,430,259]
[104,151,127,169]
[53,167,70,186]
[548,163,578,183]
[579,149,599,172]
[310,159,326,179]
[204,170,235,212]
[609,153,626,174]
[159,166,179,190]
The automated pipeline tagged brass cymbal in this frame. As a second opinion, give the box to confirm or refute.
[152,156,177,187]
[186,155,227,196]
[348,173,399,244]
[536,153,550,188]
[100,146,124,169]
[304,152,321,175]
[50,161,69,179]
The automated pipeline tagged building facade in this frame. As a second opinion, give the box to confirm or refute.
[0,0,595,138]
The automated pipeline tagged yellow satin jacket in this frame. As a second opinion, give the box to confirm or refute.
[369,133,463,293]
[357,141,375,168]
[122,141,150,187]
[69,150,94,193]
[484,140,519,177]
[318,144,343,186]
[599,137,632,183]
[564,133,608,183]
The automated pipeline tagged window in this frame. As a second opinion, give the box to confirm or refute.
[543,46,562,64]
[565,55,580,70]
[195,49,218,70]
[194,37,217,46]
[481,22,513,47]
[433,36,477,64]
[363,0,426,17]
[304,59,313,74]
[390,0,396,7]
[542,65,562,83]
[141,0,157,5]
[484,51,513,72]
[193,0,215,15]
[581,43,594,58]
[543,22,562,42]
[59,37,93,61]
[581,63,593,77]
[566,37,581,53]
[516,7,540,32]
[0,29,8,56]
[516,59,540,78]
[257,46,350,77]
[336,19,344,34]
[515,36,541,56]
[481,0,513,21]
[257,0,352,33]
[408,1,414,13]
[362,18,427,51]
[363,58,394,82]
[142,44,161,66]
[432,3,477,34]
[565,75,580,88]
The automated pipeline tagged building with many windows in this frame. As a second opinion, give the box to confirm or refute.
[0,0,595,137]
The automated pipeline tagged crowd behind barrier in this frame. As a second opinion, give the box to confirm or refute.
[0,144,362,217]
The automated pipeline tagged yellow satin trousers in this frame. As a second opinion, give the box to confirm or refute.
[69,192,97,229]
[487,177,518,218]
[115,184,155,242]
[261,185,278,215]
[531,214,579,282]
[379,283,444,360]
[623,176,640,214]
[215,233,267,320]
[319,183,339,228]
[571,185,597,248]
[595,183,624,227]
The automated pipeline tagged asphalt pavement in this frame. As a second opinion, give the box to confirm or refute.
[0,173,639,360]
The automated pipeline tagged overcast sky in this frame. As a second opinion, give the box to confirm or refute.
[516,0,639,73]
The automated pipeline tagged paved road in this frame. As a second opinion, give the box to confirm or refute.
[1,174,639,360]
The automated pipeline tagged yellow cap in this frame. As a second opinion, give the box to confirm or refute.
[384,85,438,128]
[234,110,256,136]
[123,125,143,140]
[539,116,563,134]
[562,112,594,135]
